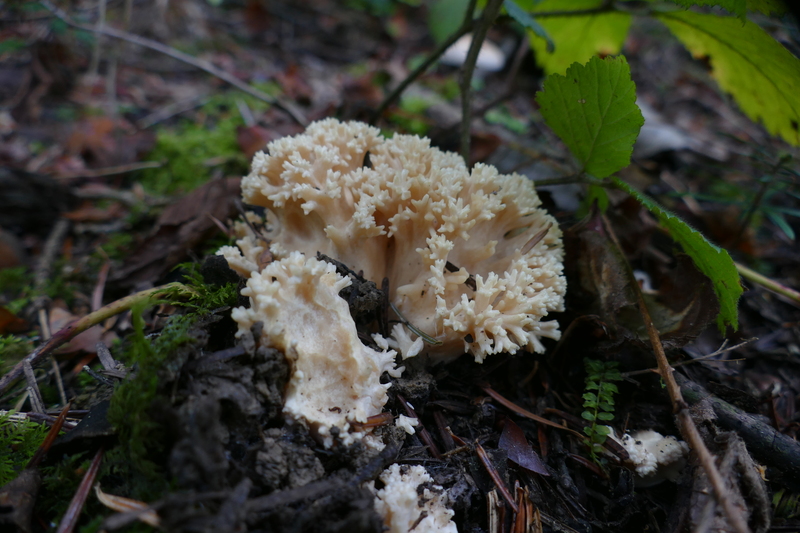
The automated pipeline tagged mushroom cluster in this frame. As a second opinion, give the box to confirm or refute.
[221,118,566,364]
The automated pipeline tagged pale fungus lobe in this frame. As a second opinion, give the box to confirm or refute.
[230,252,400,447]
[613,429,690,487]
[220,118,566,364]
[370,464,457,533]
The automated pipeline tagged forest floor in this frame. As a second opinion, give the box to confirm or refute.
[1,1,800,532]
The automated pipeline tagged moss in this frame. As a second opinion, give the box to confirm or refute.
[104,263,238,495]
[0,412,50,485]
[138,89,276,196]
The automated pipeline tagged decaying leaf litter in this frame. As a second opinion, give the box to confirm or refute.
[1,1,800,532]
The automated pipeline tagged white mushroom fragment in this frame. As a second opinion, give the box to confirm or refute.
[370,464,457,533]
[440,33,506,72]
[613,429,690,487]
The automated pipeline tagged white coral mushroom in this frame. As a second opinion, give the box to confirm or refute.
[221,118,566,363]
[370,464,457,533]
[231,252,401,447]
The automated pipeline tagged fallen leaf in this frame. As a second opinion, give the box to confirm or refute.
[109,177,241,287]
[564,208,719,349]
[498,419,549,476]
[63,116,155,169]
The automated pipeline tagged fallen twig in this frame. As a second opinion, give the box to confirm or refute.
[736,261,800,308]
[56,447,104,533]
[476,440,519,513]
[39,1,307,126]
[600,212,752,533]
[0,283,193,397]
[479,384,585,439]
[459,0,504,161]
[370,0,477,124]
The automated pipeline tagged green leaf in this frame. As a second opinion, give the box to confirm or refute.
[746,0,786,15]
[504,0,554,52]
[528,0,631,75]
[657,10,800,146]
[766,211,795,240]
[428,0,471,44]
[597,412,615,421]
[581,411,596,421]
[536,56,644,178]
[611,177,743,331]
[669,0,746,19]
[594,425,611,436]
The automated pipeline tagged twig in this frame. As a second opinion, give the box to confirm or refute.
[736,261,800,308]
[0,283,192,396]
[397,394,442,459]
[460,0,504,162]
[479,384,584,439]
[56,447,104,533]
[27,403,72,469]
[39,1,307,127]
[370,0,478,124]
[33,217,70,310]
[599,212,751,533]
[476,441,519,513]
[87,0,106,79]
[23,361,45,413]
[57,160,163,180]
[137,95,210,129]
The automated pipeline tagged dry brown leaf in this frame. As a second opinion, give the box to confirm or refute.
[94,485,160,528]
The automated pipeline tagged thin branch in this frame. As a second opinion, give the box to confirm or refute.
[371,0,478,124]
[39,1,307,127]
[460,0,504,162]
[599,212,752,533]
[0,283,193,396]
[736,261,800,307]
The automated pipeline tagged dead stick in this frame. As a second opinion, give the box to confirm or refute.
[370,0,477,124]
[56,447,104,533]
[475,441,519,513]
[600,213,751,533]
[459,0,504,162]
[0,283,191,396]
[39,0,307,127]
[736,261,800,308]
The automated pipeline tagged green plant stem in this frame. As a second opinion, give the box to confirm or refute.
[600,212,751,533]
[736,262,800,307]
[39,0,308,127]
[460,0,504,162]
[0,283,192,397]
[371,0,477,124]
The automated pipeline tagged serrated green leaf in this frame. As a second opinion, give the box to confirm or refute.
[746,0,786,15]
[595,425,611,436]
[597,412,615,421]
[536,56,644,178]
[611,177,743,331]
[657,10,800,146]
[600,382,619,394]
[670,0,746,19]
[505,0,554,52]
[583,392,598,402]
[528,0,631,75]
